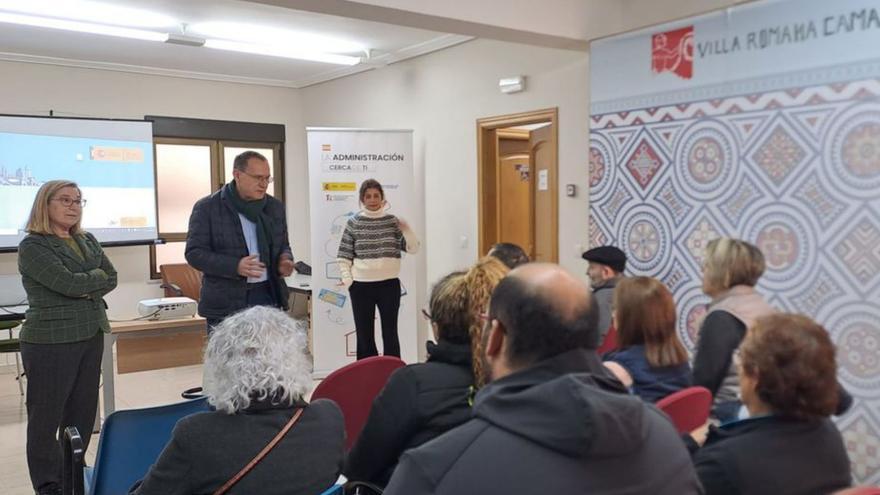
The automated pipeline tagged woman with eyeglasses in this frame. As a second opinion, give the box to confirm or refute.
[344,257,509,489]
[17,180,117,495]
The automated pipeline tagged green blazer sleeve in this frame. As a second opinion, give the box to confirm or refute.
[84,232,117,298]
[19,235,109,297]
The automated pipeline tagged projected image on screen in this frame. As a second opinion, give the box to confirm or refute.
[0,115,157,250]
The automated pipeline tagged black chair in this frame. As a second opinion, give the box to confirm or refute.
[62,426,85,495]
[345,481,384,495]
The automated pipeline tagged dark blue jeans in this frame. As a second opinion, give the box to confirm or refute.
[714,399,743,424]
[206,282,278,335]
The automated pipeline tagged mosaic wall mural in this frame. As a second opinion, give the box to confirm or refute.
[590,77,880,483]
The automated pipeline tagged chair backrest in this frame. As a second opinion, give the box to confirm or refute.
[834,488,880,495]
[89,397,211,495]
[597,324,618,355]
[62,426,86,495]
[159,263,202,301]
[655,386,713,434]
[311,356,406,451]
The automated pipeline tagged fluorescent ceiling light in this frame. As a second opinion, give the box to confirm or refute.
[191,21,364,54]
[204,39,360,65]
[0,0,176,28]
[0,12,167,41]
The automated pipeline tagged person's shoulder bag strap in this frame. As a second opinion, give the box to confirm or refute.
[213,407,305,495]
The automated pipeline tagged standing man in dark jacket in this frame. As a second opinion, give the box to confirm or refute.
[185,151,294,331]
[384,263,702,495]
[582,245,626,345]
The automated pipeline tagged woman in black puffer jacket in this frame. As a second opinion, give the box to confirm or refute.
[343,256,508,488]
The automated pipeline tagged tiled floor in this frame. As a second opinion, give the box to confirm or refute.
[0,362,206,495]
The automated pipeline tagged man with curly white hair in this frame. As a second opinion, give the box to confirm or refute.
[131,306,344,495]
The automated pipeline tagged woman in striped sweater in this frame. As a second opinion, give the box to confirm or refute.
[337,179,420,359]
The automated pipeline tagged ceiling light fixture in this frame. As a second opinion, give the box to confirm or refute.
[0,11,167,41]
[203,39,360,65]
[190,21,364,54]
[0,0,176,28]
[165,33,206,47]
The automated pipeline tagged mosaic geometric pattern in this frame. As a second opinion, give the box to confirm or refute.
[589,146,606,187]
[625,138,664,189]
[791,172,848,229]
[841,121,880,177]
[751,124,808,185]
[789,265,846,318]
[654,176,694,227]
[599,179,634,226]
[718,173,764,228]
[591,76,880,484]
[683,214,721,270]
[833,217,880,286]
[842,416,880,482]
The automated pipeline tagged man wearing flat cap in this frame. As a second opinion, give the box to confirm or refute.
[581,245,626,345]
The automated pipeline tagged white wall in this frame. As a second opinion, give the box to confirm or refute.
[0,60,306,320]
[299,38,591,351]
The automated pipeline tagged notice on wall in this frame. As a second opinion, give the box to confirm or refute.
[538,169,549,191]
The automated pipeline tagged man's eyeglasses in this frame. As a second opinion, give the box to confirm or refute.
[421,309,433,321]
[52,197,86,208]
[241,171,274,184]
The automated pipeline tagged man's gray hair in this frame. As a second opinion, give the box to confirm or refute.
[233,150,268,172]
[202,306,312,414]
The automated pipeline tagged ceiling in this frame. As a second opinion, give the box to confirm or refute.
[0,0,473,88]
[0,0,749,89]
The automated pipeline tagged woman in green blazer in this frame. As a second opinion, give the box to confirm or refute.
[18,180,117,495]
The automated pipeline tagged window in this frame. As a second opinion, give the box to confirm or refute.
[147,116,285,279]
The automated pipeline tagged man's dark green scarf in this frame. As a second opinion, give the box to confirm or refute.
[224,180,283,305]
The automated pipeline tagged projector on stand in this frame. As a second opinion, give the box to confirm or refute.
[137,297,197,320]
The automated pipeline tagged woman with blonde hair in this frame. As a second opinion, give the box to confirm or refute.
[692,237,774,422]
[603,276,691,402]
[132,306,344,495]
[18,180,117,495]
[344,256,508,488]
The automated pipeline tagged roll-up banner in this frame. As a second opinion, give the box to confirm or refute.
[307,128,418,377]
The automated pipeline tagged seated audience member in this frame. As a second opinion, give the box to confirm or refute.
[691,313,851,495]
[603,276,691,402]
[581,245,627,344]
[692,238,774,422]
[344,257,508,488]
[384,263,702,495]
[131,306,344,495]
[487,242,530,269]
[693,238,852,423]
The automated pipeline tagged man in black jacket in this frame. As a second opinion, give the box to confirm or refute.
[384,263,703,495]
[185,151,294,331]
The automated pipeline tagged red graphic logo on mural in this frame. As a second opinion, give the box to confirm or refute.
[652,26,694,79]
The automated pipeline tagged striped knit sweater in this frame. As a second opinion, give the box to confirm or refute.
[337,208,420,286]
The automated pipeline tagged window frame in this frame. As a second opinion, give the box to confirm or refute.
[148,132,285,280]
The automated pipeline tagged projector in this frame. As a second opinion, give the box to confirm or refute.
[137,297,198,320]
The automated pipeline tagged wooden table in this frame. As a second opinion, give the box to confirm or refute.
[102,316,206,417]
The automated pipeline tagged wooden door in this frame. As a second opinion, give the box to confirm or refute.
[477,108,557,261]
[530,124,557,262]
[497,138,533,257]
